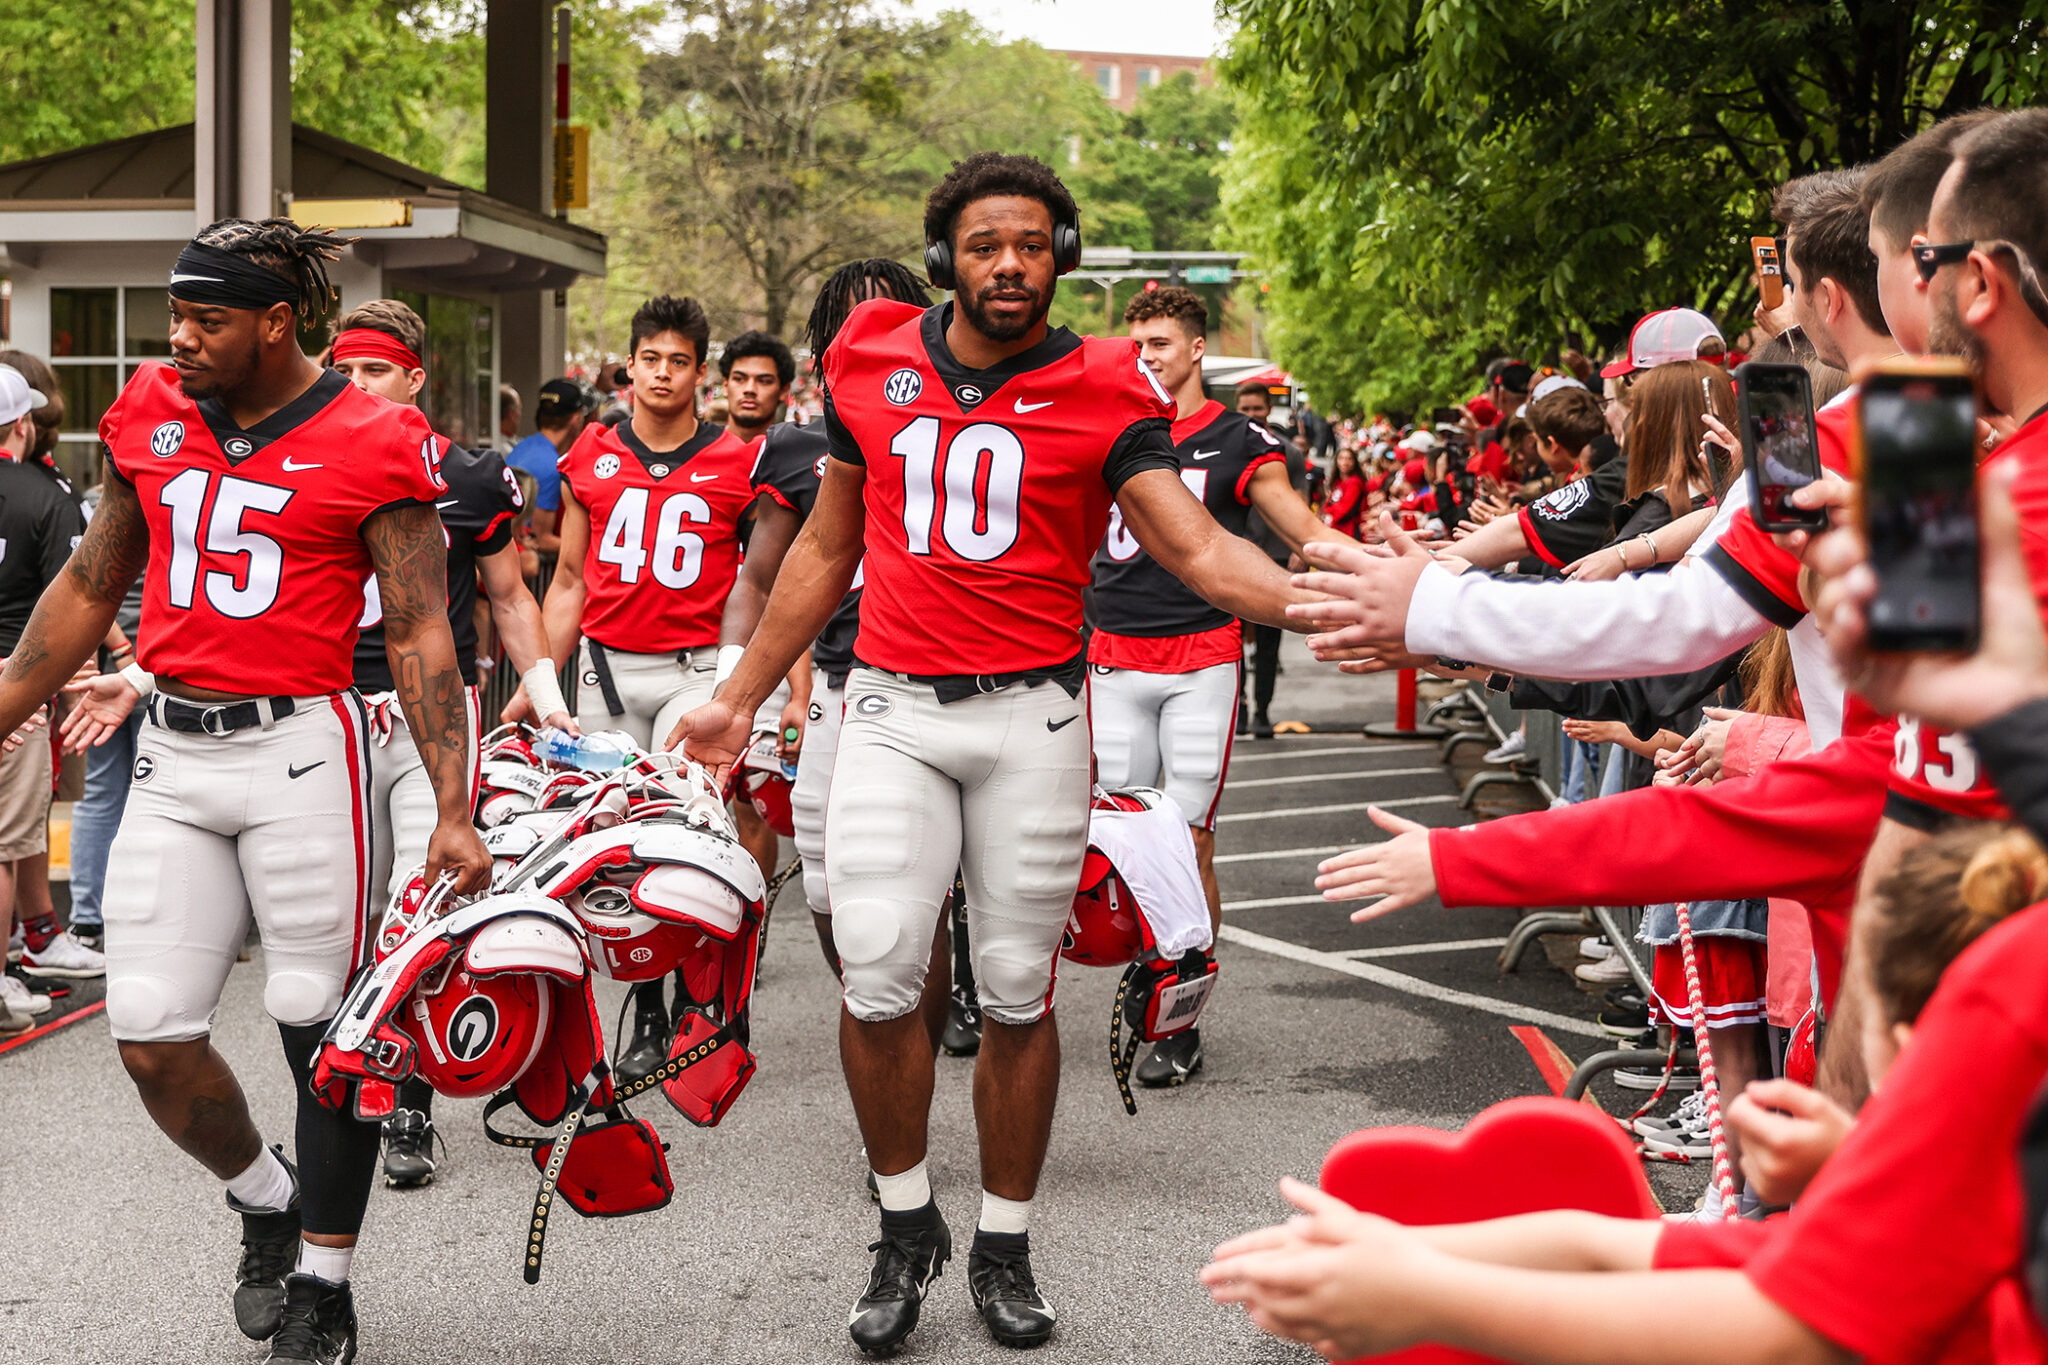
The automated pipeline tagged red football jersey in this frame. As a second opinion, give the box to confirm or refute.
[557,417,756,653]
[100,363,444,695]
[822,300,1176,675]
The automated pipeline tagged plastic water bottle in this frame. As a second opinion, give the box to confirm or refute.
[534,728,638,772]
[780,726,801,780]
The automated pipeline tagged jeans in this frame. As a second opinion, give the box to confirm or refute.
[1560,738,1602,803]
[67,710,140,928]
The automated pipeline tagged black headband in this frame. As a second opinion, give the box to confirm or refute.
[169,241,299,310]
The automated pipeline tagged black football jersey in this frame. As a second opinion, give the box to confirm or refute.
[750,420,863,684]
[0,458,86,655]
[1089,400,1286,638]
[354,440,521,691]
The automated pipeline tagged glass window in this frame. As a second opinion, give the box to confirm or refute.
[1095,65,1119,99]
[123,288,173,356]
[1137,67,1160,89]
[50,288,117,358]
[55,365,121,436]
[52,440,104,494]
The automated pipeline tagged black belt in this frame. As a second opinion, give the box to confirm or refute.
[150,693,298,736]
[855,650,1086,705]
[585,640,711,718]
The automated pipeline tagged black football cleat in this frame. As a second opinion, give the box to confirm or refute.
[227,1146,301,1340]
[263,1273,358,1364]
[940,985,982,1057]
[849,1204,951,1356]
[381,1108,438,1188]
[615,984,670,1086]
[968,1231,1056,1349]
[1134,1028,1204,1088]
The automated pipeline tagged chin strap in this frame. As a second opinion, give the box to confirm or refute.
[484,1064,605,1285]
[1109,963,1145,1117]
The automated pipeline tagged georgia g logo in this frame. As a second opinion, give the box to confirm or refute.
[149,421,185,458]
[446,996,499,1063]
[884,368,923,405]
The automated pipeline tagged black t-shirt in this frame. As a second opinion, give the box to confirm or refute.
[1091,401,1286,637]
[1515,456,1629,573]
[0,459,86,655]
[353,441,520,692]
[751,420,865,686]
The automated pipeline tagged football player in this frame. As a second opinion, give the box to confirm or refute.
[522,295,799,1083]
[327,298,572,1188]
[1090,285,1359,1089]
[0,218,490,1365]
[672,154,1314,1355]
[720,260,971,1058]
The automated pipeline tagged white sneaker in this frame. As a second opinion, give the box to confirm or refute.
[21,931,106,979]
[0,999,28,1035]
[0,973,51,1016]
[1578,937,1615,961]
[1631,1091,1706,1140]
[1483,731,1527,764]
[1574,954,1632,985]
[5,924,19,964]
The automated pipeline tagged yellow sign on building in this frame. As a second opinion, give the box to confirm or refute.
[554,125,590,211]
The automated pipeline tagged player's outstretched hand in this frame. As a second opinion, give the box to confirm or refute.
[1314,806,1437,919]
[1290,513,1432,661]
[2,709,48,755]
[666,698,750,783]
[59,673,141,754]
[425,817,492,894]
[1813,462,2048,728]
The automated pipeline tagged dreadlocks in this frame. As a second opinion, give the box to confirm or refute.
[192,217,354,319]
[804,259,932,370]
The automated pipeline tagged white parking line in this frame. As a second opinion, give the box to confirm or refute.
[1221,894,1332,911]
[1229,743,1434,763]
[1219,925,1606,1038]
[1217,794,1457,824]
[1340,937,1508,960]
[1226,766,1439,790]
[1213,844,1344,864]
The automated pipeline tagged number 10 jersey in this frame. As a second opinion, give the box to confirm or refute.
[822,300,1177,677]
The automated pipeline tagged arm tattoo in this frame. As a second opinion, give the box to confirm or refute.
[363,504,470,817]
[4,471,147,689]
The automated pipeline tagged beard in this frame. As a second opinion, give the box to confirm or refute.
[176,335,262,402]
[957,279,1050,343]
[1925,278,1988,372]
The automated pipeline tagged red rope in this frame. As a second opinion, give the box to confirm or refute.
[1674,902,1739,1209]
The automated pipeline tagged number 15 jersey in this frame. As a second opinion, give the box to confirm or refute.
[822,300,1177,677]
[100,363,444,696]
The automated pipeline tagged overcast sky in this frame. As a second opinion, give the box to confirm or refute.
[904,0,1224,60]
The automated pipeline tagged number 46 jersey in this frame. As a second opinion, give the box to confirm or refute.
[100,363,445,696]
[822,300,1177,677]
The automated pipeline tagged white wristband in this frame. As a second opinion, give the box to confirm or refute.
[521,660,568,722]
[120,662,156,699]
[715,644,748,687]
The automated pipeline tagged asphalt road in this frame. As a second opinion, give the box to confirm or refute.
[1,639,1702,1363]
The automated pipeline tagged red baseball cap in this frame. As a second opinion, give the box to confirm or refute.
[1600,308,1725,379]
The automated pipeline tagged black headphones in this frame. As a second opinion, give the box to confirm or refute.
[924,201,1082,291]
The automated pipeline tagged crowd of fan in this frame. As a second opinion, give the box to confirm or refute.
[1202,106,2048,1364]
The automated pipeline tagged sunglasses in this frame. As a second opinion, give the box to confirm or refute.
[1913,238,2048,326]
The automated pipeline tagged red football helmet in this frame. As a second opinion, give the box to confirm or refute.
[1061,788,1166,967]
[400,957,553,1099]
[739,732,796,837]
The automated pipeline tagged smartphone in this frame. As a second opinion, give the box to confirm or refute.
[1855,358,1981,652]
[1752,236,1784,310]
[1738,361,1826,532]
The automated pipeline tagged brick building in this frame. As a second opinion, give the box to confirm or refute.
[1053,50,1212,111]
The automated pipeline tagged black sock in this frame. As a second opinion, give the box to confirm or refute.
[880,1199,941,1233]
[972,1228,1028,1257]
[397,1076,434,1117]
[277,1021,382,1238]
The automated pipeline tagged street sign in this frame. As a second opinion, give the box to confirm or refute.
[1184,265,1234,284]
[1079,246,1134,268]
[554,125,590,210]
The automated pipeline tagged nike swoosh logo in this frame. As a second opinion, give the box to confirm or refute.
[436,499,460,509]
[169,273,224,284]
[287,761,325,779]
[1047,716,1078,732]
[280,457,322,471]
[690,473,718,482]
[1191,449,1221,460]
[1014,399,1054,414]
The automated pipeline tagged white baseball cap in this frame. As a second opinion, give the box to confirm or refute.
[1529,373,1590,404]
[1601,308,1724,379]
[0,364,47,426]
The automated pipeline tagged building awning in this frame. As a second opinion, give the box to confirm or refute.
[0,123,603,289]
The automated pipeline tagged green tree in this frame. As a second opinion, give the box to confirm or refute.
[1218,0,2048,414]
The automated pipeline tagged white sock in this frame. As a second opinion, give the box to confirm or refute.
[978,1190,1032,1236]
[224,1147,293,1213]
[873,1159,932,1213]
[296,1241,354,1285]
